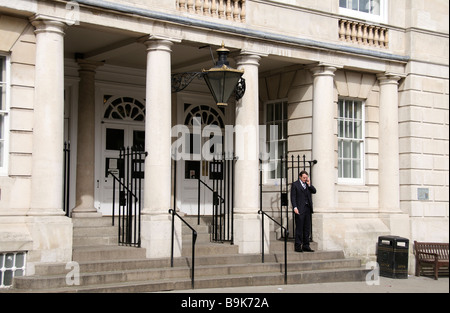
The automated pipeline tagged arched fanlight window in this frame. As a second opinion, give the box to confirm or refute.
[184,104,225,129]
[103,95,145,122]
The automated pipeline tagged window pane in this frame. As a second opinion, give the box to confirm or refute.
[106,128,124,150]
[274,103,282,121]
[338,100,344,118]
[343,141,351,158]
[275,122,282,140]
[15,253,25,268]
[338,120,344,137]
[354,121,362,139]
[0,85,5,111]
[133,130,145,150]
[353,160,361,178]
[15,269,24,277]
[339,0,347,8]
[345,102,352,118]
[352,141,361,158]
[3,270,13,286]
[343,160,351,178]
[283,102,288,120]
[371,0,380,15]
[346,121,354,138]
[355,102,362,119]
[360,0,369,13]
[267,103,273,122]
[5,253,14,268]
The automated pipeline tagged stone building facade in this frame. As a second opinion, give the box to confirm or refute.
[0,0,448,284]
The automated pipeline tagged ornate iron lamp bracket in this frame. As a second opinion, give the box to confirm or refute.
[171,72,205,93]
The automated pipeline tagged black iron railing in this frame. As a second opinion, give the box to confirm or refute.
[284,154,317,241]
[170,208,197,289]
[109,147,146,247]
[210,156,235,243]
[171,156,197,289]
[63,141,71,217]
[258,209,288,285]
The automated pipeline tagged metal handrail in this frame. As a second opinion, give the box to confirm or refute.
[108,171,138,224]
[169,209,197,289]
[197,177,224,225]
[258,209,288,285]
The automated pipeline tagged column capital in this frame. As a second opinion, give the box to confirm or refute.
[30,14,67,36]
[376,73,404,85]
[77,59,104,73]
[309,63,341,77]
[141,35,180,51]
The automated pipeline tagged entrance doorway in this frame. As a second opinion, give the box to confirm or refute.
[99,123,145,216]
[177,102,226,216]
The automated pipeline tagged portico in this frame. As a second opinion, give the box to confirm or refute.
[32,11,408,261]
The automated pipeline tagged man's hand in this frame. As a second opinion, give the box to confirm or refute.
[294,207,299,215]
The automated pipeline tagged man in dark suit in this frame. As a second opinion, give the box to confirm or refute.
[291,170,316,252]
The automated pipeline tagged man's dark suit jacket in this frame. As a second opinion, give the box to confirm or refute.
[290,180,317,214]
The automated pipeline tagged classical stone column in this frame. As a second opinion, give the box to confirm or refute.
[29,16,67,216]
[27,15,72,267]
[377,73,401,212]
[233,52,264,254]
[141,38,180,258]
[310,65,338,212]
[72,60,103,217]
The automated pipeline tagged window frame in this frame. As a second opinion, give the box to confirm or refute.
[337,98,365,185]
[339,0,388,24]
[0,54,10,176]
[263,99,288,185]
[0,251,27,288]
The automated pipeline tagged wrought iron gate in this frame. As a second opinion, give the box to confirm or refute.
[260,154,317,241]
[108,146,146,247]
[283,154,317,240]
[197,155,235,243]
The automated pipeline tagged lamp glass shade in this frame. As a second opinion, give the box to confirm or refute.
[203,66,244,106]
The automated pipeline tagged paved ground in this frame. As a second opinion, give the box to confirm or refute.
[161,275,448,293]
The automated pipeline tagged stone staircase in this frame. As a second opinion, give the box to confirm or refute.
[10,216,369,292]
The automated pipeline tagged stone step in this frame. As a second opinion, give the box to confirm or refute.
[13,266,369,293]
[182,242,239,257]
[72,245,147,262]
[13,255,363,291]
[8,214,368,293]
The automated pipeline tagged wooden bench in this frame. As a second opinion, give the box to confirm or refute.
[414,241,449,280]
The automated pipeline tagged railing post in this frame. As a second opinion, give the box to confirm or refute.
[259,159,264,263]
[197,176,201,225]
[191,230,197,289]
[284,228,288,284]
[261,209,265,263]
[170,208,175,267]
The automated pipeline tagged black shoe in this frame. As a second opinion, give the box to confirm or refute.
[294,248,303,253]
[302,246,314,252]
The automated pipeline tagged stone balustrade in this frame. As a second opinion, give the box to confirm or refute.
[177,0,246,22]
[339,19,389,48]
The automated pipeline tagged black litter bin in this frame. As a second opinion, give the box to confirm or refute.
[377,236,409,279]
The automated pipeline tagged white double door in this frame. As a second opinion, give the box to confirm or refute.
[98,122,145,216]
[178,129,229,216]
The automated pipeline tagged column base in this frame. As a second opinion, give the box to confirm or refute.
[71,205,101,218]
[141,212,182,259]
[25,215,73,275]
[233,212,268,254]
[312,212,414,263]
[71,211,102,218]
